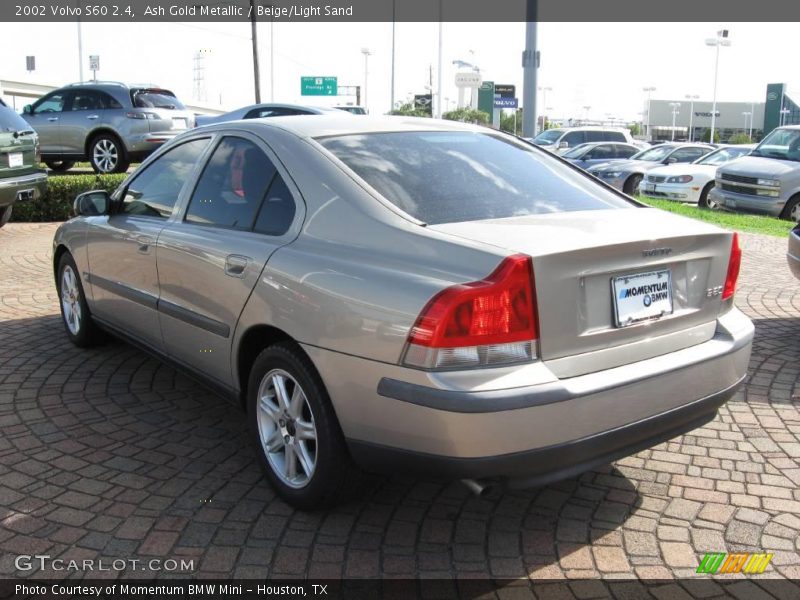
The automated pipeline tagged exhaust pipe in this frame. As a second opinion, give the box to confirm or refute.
[461,478,492,497]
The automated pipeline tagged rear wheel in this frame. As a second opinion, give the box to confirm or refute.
[698,182,718,210]
[624,174,643,196]
[89,134,129,174]
[781,195,800,223]
[0,205,11,228]
[247,342,359,509]
[45,160,76,173]
[57,253,104,347]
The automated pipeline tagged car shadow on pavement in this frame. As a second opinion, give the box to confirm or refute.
[1,313,650,579]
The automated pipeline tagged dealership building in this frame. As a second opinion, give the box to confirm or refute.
[645,83,800,142]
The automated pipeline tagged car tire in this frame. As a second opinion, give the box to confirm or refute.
[45,160,76,173]
[57,252,104,347]
[247,342,359,509]
[624,174,643,196]
[0,205,11,228]
[780,195,800,223]
[89,134,130,174]
[698,182,718,210]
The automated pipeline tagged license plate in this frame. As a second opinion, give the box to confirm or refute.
[724,198,736,209]
[172,118,187,130]
[612,269,673,327]
[644,183,656,193]
[8,153,23,168]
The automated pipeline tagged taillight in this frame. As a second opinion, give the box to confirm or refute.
[722,232,741,301]
[403,254,538,369]
[126,112,159,120]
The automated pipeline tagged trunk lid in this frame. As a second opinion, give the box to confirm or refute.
[431,208,733,375]
[0,107,37,178]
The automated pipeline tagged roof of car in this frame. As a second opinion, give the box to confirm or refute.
[229,103,343,115]
[231,115,488,138]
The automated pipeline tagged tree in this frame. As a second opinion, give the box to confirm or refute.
[388,101,430,118]
[500,109,523,136]
[628,122,641,137]
[698,128,721,143]
[442,107,490,125]
[727,133,752,144]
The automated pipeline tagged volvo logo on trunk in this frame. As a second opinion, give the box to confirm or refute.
[642,248,673,257]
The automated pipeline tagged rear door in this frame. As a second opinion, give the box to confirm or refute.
[86,137,211,349]
[156,133,303,386]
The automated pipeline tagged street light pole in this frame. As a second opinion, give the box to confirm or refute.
[521,0,538,138]
[538,86,551,134]
[249,0,261,103]
[706,29,731,143]
[685,94,699,141]
[670,102,681,141]
[361,48,373,112]
[436,0,443,119]
[742,111,751,135]
[643,86,656,141]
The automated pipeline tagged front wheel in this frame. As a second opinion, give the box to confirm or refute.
[247,342,358,509]
[89,135,129,174]
[781,195,800,223]
[624,174,643,196]
[45,160,76,173]
[57,253,103,347]
[698,182,719,210]
[0,205,11,228]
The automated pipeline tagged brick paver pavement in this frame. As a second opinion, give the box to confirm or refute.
[0,222,798,582]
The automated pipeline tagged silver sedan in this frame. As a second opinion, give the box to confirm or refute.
[196,103,345,127]
[53,116,753,508]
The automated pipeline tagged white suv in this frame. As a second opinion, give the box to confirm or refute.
[531,127,638,154]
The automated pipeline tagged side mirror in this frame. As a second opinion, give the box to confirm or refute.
[558,141,569,149]
[74,190,110,217]
[23,105,32,115]
[665,157,678,164]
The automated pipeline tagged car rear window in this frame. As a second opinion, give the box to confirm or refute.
[0,105,32,132]
[319,131,634,225]
[131,89,185,110]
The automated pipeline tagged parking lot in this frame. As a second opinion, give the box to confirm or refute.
[0,222,798,583]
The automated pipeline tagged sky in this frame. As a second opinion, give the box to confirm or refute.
[1,21,798,122]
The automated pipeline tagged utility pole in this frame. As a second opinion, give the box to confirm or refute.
[390,0,396,112]
[250,0,261,103]
[521,0,538,138]
[436,0,443,118]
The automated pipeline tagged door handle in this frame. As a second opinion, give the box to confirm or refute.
[47,117,59,122]
[124,234,155,254]
[86,115,99,120]
[225,254,250,278]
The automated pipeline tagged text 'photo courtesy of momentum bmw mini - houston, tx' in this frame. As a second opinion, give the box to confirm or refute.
[54,115,753,509]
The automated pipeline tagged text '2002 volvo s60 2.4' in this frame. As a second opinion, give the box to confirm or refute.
[53,116,754,508]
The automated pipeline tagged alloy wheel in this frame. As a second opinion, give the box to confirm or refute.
[256,369,318,489]
[93,139,119,173]
[61,265,82,335]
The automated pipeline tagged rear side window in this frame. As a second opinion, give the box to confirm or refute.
[253,175,296,236]
[131,89,185,110]
[562,131,585,146]
[0,106,31,131]
[186,137,276,230]
[320,132,633,225]
[122,138,210,218]
[607,131,627,142]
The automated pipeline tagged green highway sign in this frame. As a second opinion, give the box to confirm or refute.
[301,76,338,96]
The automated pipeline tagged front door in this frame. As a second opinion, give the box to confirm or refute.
[156,134,301,387]
[86,137,211,349]
[24,91,68,154]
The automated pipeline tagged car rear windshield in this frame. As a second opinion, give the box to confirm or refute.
[0,105,32,132]
[131,89,185,110]
[319,131,634,224]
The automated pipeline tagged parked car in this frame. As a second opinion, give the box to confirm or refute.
[639,145,755,208]
[788,224,800,279]
[54,116,753,508]
[21,81,195,174]
[335,105,367,115]
[196,103,344,127]
[0,98,47,228]
[562,142,642,170]
[530,126,635,154]
[587,143,715,195]
[709,126,800,222]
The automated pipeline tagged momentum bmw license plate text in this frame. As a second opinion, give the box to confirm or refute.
[612,269,673,327]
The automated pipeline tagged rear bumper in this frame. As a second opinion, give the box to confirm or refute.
[0,171,47,207]
[708,187,786,217]
[125,131,181,155]
[306,308,753,486]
